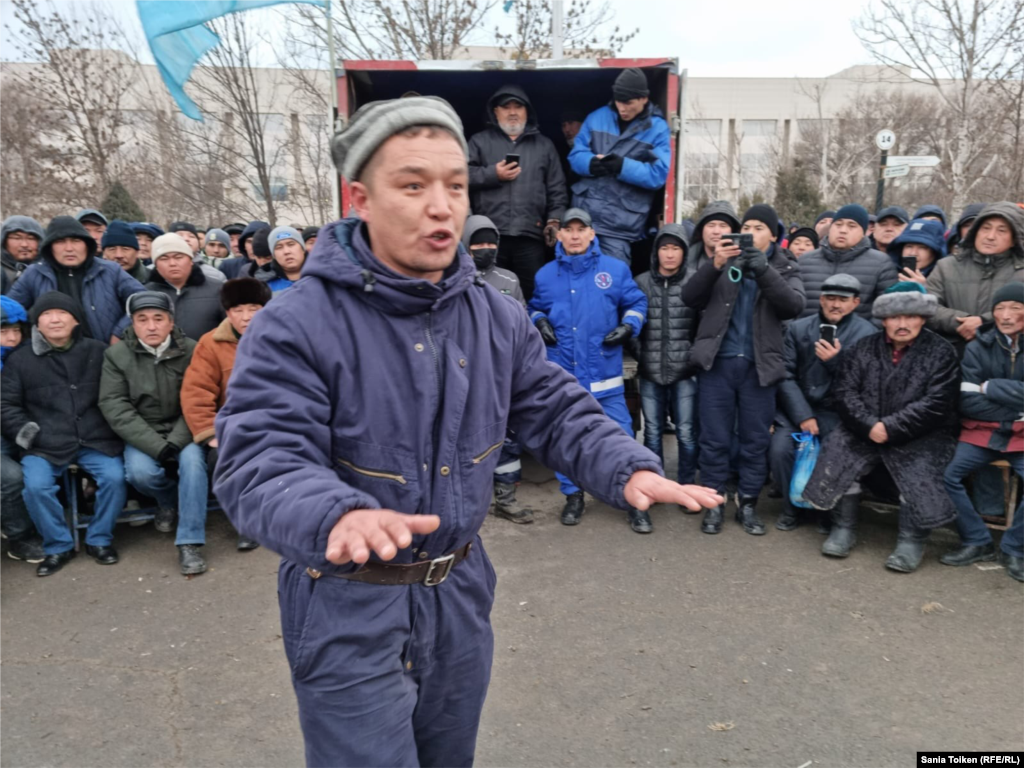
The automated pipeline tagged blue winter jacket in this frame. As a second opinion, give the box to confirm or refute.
[8,256,144,340]
[568,103,671,241]
[528,238,647,398]
[213,219,662,575]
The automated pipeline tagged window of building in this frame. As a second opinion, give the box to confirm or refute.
[741,120,778,138]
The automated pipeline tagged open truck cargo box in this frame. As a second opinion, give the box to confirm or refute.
[335,58,683,269]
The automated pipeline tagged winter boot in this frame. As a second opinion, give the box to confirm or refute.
[701,502,724,535]
[493,482,534,524]
[816,511,832,535]
[822,494,859,558]
[885,507,930,573]
[735,495,766,535]
[561,491,585,526]
[628,507,653,534]
[775,502,801,531]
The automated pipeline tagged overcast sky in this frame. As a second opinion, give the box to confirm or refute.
[0,0,872,78]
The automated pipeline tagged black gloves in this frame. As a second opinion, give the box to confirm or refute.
[603,324,633,346]
[158,445,180,482]
[535,317,558,346]
[739,247,769,278]
[589,157,611,177]
[601,153,624,176]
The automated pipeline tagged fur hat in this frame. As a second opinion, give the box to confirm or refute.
[220,278,272,310]
[872,282,938,319]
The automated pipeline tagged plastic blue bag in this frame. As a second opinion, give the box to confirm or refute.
[789,432,820,509]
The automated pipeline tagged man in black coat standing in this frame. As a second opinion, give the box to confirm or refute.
[468,85,567,301]
[682,204,805,537]
[803,283,961,573]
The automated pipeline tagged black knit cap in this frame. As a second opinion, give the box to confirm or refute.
[169,221,198,236]
[814,210,836,225]
[469,226,499,246]
[788,226,819,249]
[29,291,86,327]
[221,277,272,310]
[612,68,649,101]
[301,226,320,242]
[992,282,1024,310]
[223,222,246,235]
[742,204,779,234]
[251,227,272,259]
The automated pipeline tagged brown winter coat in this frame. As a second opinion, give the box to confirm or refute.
[181,318,238,444]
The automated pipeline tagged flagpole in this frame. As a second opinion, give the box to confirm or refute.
[326,0,341,218]
[551,0,563,59]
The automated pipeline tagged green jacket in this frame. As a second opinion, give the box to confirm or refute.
[99,326,196,458]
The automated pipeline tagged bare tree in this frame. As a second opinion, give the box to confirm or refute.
[493,0,637,59]
[6,0,141,209]
[856,0,1024,213]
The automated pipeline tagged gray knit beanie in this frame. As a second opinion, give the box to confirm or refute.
[330,96,468,182]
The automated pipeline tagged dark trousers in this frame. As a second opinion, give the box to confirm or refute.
[943,442,1023,556]
[497,236,545,302]
[698,356,777,497]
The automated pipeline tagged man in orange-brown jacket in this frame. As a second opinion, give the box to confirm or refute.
[181,277,271,550]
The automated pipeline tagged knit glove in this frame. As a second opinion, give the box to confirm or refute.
[535,317,558,346]
[589,157,612,177]
[739,247,769,278]
[157,444,180,482]
[603,324,633,346]
[601,154,625,176]
[15,421,40,451]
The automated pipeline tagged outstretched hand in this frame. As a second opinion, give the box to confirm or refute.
[326,509,440,565]
[624,470,725,512]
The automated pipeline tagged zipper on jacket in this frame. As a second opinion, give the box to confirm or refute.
[425,311,444,473]
[336,458,408,485]
[472,441,504,464]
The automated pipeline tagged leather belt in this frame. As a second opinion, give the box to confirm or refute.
[305,542,472,587]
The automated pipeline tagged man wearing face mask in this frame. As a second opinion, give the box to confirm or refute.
[461,216,534,524]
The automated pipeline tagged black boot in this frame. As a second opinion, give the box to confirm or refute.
[701,503,724,534]
[561,491,585,526]
[237,536,260,551]
[816,511,832,535]
[628,508,652,534]
[940,542,996,567]
[493,482,535,524]
[822,494,859,557]
[1000,551,1024,583]
[735,496,766,535]
[775,502,801,531]
[885,507,930,573]
[36,549,76,577]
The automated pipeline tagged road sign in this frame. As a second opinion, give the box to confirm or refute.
[875,129,896,151]
[883,165,910,179]
[886,155,940,167]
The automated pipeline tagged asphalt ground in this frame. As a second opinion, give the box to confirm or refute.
[2,445,1022,768]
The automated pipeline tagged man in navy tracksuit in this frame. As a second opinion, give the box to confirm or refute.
[568,68,671,264]
[527,208,652,532]
[213,97,722,768]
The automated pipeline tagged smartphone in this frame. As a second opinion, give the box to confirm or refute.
[820,324,838,345]
[505,153,521,166]
[721,233,753,250]
[900,255,918,272]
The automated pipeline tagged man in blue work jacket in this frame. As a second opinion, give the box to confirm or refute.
[528,207,652,532]
[214,97,723,768]
[567,68,671,264]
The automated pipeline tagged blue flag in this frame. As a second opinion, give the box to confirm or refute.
[137,0,326,121]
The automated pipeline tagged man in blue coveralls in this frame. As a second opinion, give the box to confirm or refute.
[528,208,652,533]
[213,96,724,768]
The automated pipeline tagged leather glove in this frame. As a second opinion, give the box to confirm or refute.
[543,220,559,247]
[157,444,180,482]
[535,317,558,346]
[603,324,633,346]
[15,421,40,451]
[739,247,770,278]
[601,153,624,176]
[589,157,611,177]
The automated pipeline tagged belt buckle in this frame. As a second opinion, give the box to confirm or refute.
[423,553,455,586]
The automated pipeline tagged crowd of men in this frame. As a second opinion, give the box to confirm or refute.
[1,69,1022,588]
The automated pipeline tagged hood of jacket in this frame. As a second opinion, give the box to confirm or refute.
[649,223,689,281]
[889,218,948,259]
[959,201,1024,264]
[238,220,270,256]
[301,218,479,317]
[484,84,539,136]
[461,214,500,272]
[1,215,44,250]
[911,205,947,227]
[691,201,740,253]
